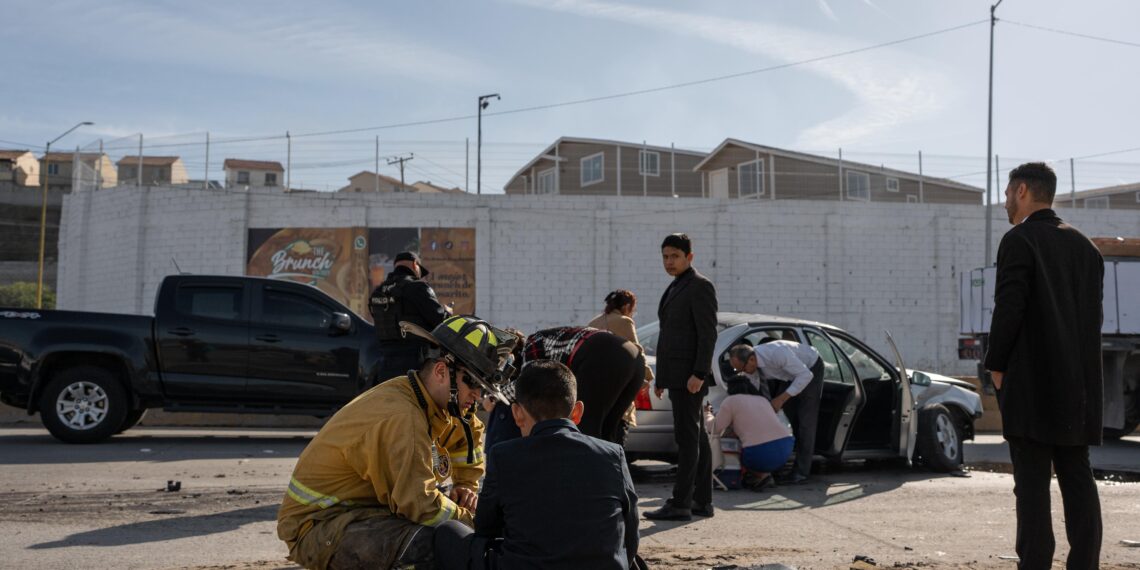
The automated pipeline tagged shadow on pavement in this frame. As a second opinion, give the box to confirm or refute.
[634,463,947,539]
[0,430,311,465]
[27,505,278,549]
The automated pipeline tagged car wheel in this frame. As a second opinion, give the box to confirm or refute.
[39,366,128,444]
[117,408,148,434]
[917,404,963,472]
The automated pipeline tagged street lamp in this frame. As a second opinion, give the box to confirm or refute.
[37,121,94,308]
[477,93,500,195]
[984,0,1004,267]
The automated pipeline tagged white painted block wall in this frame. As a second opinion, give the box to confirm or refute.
[57,186,1140,375]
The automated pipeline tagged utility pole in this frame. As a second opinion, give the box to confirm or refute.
[477,93,500,195]
[1070,157,1076,207]
[137,134,143,187]
[918,150,925,203]
[375,136,380,193]
[286,131,292,191]
[387,154,414,191]
[204,132,210,191]
[984,0,1004,267]
[37,121,93,308]
[465,137,469,193]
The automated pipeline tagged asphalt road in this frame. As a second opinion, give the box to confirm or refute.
[1,426,1138,570]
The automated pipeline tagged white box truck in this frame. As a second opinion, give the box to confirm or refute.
[959,237,1140,439]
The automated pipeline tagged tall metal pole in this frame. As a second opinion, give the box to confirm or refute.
[985,0,1004,267]
[375,136,380,193]
[465,137,470,193]
[477,93,500,195]
[204,132,210,191]
[36,121,93,308]
[1070,157,1076,207]
[137,134,143,187]
[918,150,925,203]
[286,131,291,191]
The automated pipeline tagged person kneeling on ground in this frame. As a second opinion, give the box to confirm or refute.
[435,360,640,570]
[708,376,795,491]
[276,315,517,570]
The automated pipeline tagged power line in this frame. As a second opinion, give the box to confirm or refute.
[1003,19,1140,49]
[62,18,987,151]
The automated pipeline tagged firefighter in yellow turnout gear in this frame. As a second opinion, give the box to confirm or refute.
[278,316,519,570]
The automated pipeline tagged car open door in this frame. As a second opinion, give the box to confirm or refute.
[884,330,917,462]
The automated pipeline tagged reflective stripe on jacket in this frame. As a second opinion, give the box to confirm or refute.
[277,374,484,562]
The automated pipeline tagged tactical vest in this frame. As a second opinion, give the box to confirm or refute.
[370,272,428,343]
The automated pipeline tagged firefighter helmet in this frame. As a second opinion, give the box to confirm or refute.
[400,316,519,399]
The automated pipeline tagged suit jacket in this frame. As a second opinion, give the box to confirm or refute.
[984,209,1104,446]
[475,419,639,570]
[655,267,719,391]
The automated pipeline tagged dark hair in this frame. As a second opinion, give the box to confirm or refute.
[1008,162,1057,205]
[604,289,636,314]
[660,233,692,255]
[728,344,754,364]
[725,374,752,396]
[514,360,576,422]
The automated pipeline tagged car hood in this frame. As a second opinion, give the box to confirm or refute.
[914,370,978,391]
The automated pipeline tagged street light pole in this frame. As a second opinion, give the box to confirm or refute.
[477,93,500,195]
[37,121,94,309]
[984,0,1004,267]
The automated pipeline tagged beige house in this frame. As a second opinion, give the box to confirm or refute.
[412,181,465,194]
[338,171,415,193]
[1056,182,1140,211]
[503,137,707,197]
[223,158,284,189]
[694,139,982,204]
[41,152,118,192]
[0,150,40,187]
[116,156,189,186]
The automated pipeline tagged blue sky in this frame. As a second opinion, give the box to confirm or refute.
[4,0,1139,194]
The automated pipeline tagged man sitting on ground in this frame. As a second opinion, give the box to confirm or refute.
[434,360,640,570]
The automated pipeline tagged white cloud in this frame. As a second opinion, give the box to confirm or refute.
[40,0,485,85]
[506,0,953,149]
[817,0,839,22]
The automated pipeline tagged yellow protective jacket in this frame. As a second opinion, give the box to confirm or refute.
[277,373,485,560]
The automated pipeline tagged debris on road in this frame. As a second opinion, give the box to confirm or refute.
[1121,539,1140,547]
[851,554,877,570]
[159,480,181,492]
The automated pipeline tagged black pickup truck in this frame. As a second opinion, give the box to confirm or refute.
[0,275,384,443]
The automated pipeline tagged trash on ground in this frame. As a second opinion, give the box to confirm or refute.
[850,554,877,570]
[1121,539,1140,547]
[159,480,181,492]
[998,555,1020,560]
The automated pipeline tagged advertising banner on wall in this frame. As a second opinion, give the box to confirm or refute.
[248,227,476,321]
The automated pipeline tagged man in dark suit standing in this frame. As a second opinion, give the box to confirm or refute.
[984,162,1104,570]
[644,233,718,521]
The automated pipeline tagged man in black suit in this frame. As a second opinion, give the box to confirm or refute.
[433,360,640,570]
[644,233,718,522]
[984,162,1104,570]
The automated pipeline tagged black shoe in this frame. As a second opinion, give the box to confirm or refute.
[643,501,692,521]
[690,502,715,517]
[782,473,809,485]
[744,473,776,492]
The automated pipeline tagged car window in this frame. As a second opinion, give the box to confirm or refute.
[260,289,333,329]
[805,329,856,385]
[829,332,892,382]
[636,321,660,356]
[718,327,799,378]
[175,285,243,321]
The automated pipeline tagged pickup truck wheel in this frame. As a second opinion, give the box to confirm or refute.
[117,408,148,434]
[39,366,128,444]
[917,404,963,472]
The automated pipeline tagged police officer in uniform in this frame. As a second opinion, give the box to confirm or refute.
[370,251,450,384]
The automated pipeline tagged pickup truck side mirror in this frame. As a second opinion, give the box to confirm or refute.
[331,312,352,334]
